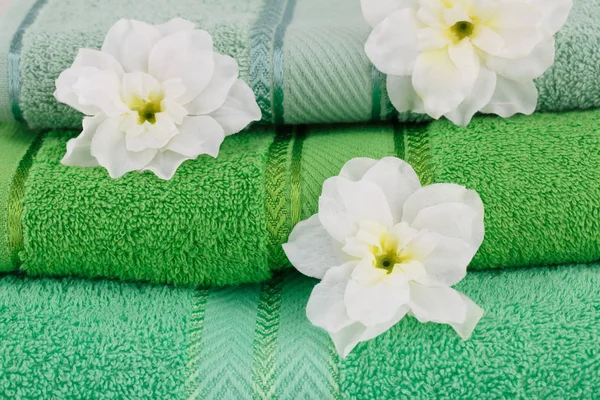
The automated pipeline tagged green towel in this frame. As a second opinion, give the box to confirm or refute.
[1,264,598,398]
[0,0,599,127]
[1,110,600,286]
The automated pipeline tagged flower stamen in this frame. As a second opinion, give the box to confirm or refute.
[130,93,164,125]
[451,21,474,41]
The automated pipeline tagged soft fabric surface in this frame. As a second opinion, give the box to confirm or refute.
[0,111,598,286]
[0,0,599,126]
[0,263,598,398]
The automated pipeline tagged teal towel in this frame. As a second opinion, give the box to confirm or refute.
[0,264,598,398]
[0,0,599,127]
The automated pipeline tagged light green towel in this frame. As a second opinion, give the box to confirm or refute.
[0,110,599,286]
[0,0,599,127]
[0,263,598,398]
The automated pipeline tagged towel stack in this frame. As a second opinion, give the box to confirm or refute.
[0,0,598,398]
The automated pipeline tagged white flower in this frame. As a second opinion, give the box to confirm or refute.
[55,18,261,179]
[283,157,485,357]
[362,0,572,126]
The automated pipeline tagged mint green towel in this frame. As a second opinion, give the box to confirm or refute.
[0,0,599,127]
[1,110,599,286]
[1,264,598,398]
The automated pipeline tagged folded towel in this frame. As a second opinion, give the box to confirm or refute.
[1,110,599,286]
[1,0,599,127]
[1,264,598,398]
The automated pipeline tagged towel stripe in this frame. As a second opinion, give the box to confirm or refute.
[289,126,306,227]
[403,124,433,185]
[250,0,297,124]
[265,127,293,269]
[371,65,383,121]
[393,121,406,160]
[8,0,47,122]
[272,0,297,125]
[251,272,285,400]
[7,132,43,267]
[186,288,209,400]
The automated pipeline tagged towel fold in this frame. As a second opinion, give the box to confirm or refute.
[1,0,599,127]
[1,264,598,398]
[1,109,599,286]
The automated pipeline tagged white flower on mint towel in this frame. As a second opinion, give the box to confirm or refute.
[283,157,485,357]
[55,18,261,180]
[362,0,572,126]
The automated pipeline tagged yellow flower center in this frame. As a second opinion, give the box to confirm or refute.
[128,93,164,125]
[451,20,474,41]
[373,233,411,274]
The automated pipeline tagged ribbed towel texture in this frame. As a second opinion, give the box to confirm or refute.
[1,264,598,398]
[1,0,600,126]
[0,110,598,286]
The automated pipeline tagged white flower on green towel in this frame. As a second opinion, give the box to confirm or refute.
[362,0,572,126]
[54,18,261,179]
[283,157,485,357]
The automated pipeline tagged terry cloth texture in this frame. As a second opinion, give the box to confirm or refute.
[0,0,599,127]
[0,275,195,399]
[1,263,598,398]
[0,110,597,287]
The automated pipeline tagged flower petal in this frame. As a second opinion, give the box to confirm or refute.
[71,48,124,76]
[529,0,573,36]
[481,76,538,118]
[209,80,262,135]
[485,37,555,81]
[412,49,477,119]
[471,26,504,57]
[364,8,421,76]
[148,30,215,104]
[417,27,450,52]
[386,74,426,114]
[360,0,412,28]
[101,19,161,73]
[402,182,485,248]
[416,0,445,28]
[61,113,106,167]
[120,71,162,105]
[90,116,157,178]
[306,261,357,333]
[330,305,409,358]
[408,282,467,324]
[319,178,394,242]
[155,18,196,37]
[345,276,410,326]
[283,214,349,279]
[339,158,379,181]
[141,150,194,180]
[361,157,422,223]
[487,2,543,59]
[54,67,128,117]
[166,115,225,158]
[408,231,475,286]
[449,292,484,339]
[186,53,239,115]
[444,65,497,126]
[125,113,178,152]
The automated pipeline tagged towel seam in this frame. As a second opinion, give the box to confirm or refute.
[8,0,47,122]
[7,131,43,268]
